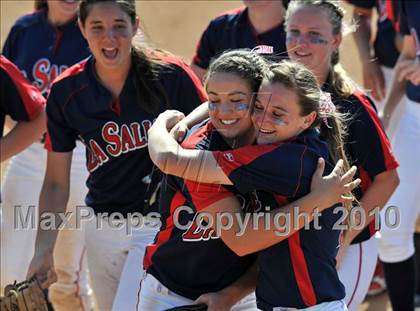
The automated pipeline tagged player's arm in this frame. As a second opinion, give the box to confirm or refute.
[194,261,257,310]
[148,110,232,184]
[0,108,46,162]
[27,151,73,287]
[169,102,209,141]
[202,159,359,256]
[382,35,418,128]
[352,6,385,101]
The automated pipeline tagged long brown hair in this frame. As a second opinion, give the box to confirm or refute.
[285,0,356,97]
[79,0,169,114]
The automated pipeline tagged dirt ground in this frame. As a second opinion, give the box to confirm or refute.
[0,1,399,310]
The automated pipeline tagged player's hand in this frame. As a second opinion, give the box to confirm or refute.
[194,291,234,311]
[396,59,420,85]
[362,59,386,101]
[156,110,185,130]
[169,120,189,143]
[310,158,361,209]
[26,250,57,289]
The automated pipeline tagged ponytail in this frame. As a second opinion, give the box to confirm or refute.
[330,51,356,98]
[130,46,170,115]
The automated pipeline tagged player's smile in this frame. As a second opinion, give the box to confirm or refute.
[206,72,255,146]
[253,81,314,145]
[286,6,341,80]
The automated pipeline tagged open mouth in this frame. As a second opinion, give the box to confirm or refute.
[220,119,239,125]
[259,128,275,134]
[102,48,119,60]
[294,50,312,57]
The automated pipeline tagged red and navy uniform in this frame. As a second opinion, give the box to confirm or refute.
[212,129,345,310]
[398,0,420,103]
[1,55,45,137]
[2,9,90,95]
[346,0,400,68]
[45,54,205,216]
[192,6,287,70]
[144,121,256,300]
[324,83,399,244]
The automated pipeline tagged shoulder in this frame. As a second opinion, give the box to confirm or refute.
[11,10,44,30]
[1,55,20,75]
[334,89,377,115]
[207,6,246,28]
[49,57,90,100]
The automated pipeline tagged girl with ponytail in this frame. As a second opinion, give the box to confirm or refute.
[28,1,205,310]
[285,1,399,309]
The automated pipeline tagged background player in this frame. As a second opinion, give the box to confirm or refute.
[348,0,403,140]
[27,1,205,310]
[283,1,399,310]
[1,1,93,309]
[0,55,45,162]
[190,0,288,81]
[346,0,402,296]
[379,0,420,309]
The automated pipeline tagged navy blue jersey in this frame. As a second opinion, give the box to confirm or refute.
[2,9,90,95]
[45,54,206,216]
[192,6,287,70]
[325,84,399,244]
[1,55,45,137]
[212,130,345,309]
[346,0,399,68]
[399,0,420,103]
[144,121,256,300]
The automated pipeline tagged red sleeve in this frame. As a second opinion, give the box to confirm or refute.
[0,55,45,120]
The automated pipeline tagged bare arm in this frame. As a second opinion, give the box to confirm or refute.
[352,7,385,101]
[148,110,232,184]
[340,169,399,244]
[27,151,73,286]
[203,160,359,256]
[382,35,417,128]
[0,108,46,162]
[169,102,209,142]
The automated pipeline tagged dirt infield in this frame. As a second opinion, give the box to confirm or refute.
[1,1,392,310]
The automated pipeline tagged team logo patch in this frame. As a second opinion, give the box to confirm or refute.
[223,152,234,162]
[252,45,274,55]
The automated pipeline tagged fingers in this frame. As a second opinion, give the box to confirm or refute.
[314,157,325,179]
[340,165,357,184]
[331,159,344,177]
[406,69,420,85]
[397,60,416,82]
[343,178,361,192]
